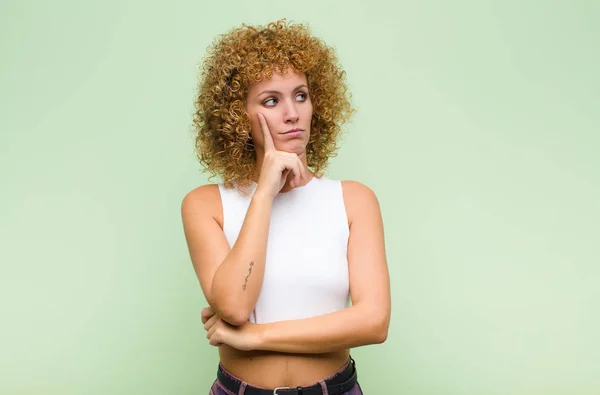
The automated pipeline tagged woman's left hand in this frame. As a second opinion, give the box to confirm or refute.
[201,307,261,351]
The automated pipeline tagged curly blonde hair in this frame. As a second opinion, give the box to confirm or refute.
[192,19,354,189]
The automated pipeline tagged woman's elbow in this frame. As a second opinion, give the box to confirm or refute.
[221,310,251,326]
[371,314,390,344]
[210,288,252,326]
[210,297,251,326]
[373,326,388,344]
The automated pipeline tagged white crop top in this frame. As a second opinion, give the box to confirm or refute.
[218,176,351,324]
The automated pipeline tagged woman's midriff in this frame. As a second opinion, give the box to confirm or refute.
[218,345,351,388]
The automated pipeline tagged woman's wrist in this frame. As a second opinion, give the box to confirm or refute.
[252,189,274,204]
[246,322,267,351]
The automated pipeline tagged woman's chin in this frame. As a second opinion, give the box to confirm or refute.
[276,142,307,156]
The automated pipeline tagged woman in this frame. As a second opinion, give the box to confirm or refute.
[182,19,390,395]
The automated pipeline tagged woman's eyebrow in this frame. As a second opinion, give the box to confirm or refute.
[257,84,308,97]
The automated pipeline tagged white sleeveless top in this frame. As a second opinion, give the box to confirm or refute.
[218,176,351,324]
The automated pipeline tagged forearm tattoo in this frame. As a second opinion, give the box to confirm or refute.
[242,261,254,290]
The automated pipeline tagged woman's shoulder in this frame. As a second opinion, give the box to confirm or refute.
[339,179,381,222]
[340,179,378,198]
[181,183,222,219]
[182,183,221,202]
[317,177,378,203]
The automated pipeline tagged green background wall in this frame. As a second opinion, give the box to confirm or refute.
[1,1,598,394]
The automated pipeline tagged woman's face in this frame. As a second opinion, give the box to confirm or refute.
[245,69,313,156]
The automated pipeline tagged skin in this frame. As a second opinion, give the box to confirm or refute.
[181,68,391,388]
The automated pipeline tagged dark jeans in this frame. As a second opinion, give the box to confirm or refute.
[210,357,363,395]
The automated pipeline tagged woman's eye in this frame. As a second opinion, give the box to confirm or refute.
[264,98,277,107]
[296,93,307,101]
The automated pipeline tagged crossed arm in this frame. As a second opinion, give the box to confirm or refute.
[183,180,391,354]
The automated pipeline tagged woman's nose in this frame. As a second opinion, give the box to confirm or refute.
[283,101,299,123]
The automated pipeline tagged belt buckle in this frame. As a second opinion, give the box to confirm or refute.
[273,386,290,394]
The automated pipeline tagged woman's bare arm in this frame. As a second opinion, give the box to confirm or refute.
[203,180,391,352]
[253,181,391,352]
[181,185,272,326]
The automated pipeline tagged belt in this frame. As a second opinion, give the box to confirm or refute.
[216,357,358,395]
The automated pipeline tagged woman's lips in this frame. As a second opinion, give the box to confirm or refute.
[282,128,303,137]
